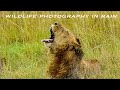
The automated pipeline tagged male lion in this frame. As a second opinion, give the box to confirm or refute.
[41,22,101,79]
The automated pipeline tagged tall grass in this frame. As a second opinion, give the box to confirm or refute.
[0,11,120,79]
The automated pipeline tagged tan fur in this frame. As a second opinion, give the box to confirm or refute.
[42,22,101,79]
[79,59,101,79]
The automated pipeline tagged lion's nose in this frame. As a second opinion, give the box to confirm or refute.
[54,22,58,25]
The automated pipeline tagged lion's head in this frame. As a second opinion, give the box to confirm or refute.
[41,22,83,58]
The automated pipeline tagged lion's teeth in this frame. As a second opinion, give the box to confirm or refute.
[41,39,54,43]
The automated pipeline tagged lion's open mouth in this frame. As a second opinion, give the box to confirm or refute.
[41,27,55,43]
[49,27,55,40]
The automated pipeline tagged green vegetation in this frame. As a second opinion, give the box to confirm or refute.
[0,11,120,79]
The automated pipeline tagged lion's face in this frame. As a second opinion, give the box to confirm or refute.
[41,22,70,48]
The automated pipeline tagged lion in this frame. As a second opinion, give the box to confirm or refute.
[41,22,101,79]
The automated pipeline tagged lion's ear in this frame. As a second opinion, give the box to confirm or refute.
[74,46,84,59]
[73,38,82,48]
[72,38,84,58]
[76,38,80,45]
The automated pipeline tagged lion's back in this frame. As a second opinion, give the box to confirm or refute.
[79,59,101,79]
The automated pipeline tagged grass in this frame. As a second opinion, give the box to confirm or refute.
[0,11,120,79]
